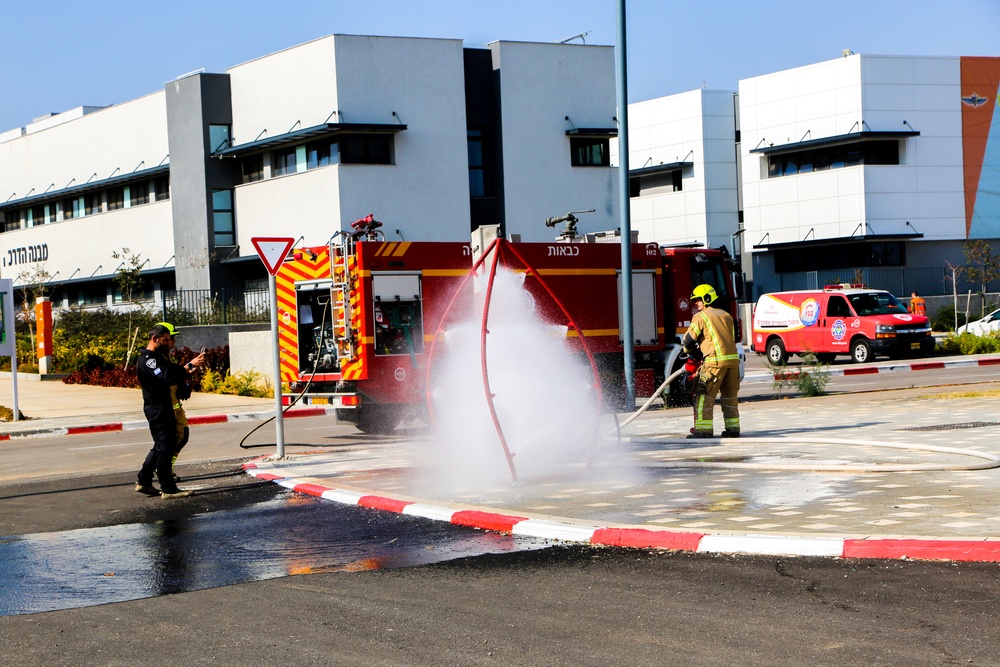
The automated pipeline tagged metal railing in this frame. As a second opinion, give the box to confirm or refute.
[160,288,269,325]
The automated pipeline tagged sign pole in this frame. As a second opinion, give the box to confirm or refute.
[268,271,285,458]
[251,237,296,459]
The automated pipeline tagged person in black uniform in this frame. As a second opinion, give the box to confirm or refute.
[135,322,204,499]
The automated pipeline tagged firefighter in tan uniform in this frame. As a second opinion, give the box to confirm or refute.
[683,284,741,438]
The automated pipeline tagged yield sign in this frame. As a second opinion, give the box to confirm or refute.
[251,237,295,276]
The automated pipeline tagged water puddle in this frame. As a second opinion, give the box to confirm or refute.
[0,492,548,616]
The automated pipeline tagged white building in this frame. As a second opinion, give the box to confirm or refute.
[0,34,618,309]
[629,53,1000,300]
[621,89,740,253]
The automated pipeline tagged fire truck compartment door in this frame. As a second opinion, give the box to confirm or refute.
[617,270,657,344]
[372,273,421,301]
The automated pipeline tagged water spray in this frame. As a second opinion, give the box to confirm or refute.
[424,237,606,484]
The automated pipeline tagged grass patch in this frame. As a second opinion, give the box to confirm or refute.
[915,389,1000,400]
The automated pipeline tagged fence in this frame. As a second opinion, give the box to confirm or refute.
[160,288,270,325]
[779,265,1000,297]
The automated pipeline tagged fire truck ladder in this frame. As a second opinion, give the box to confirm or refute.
[329,235,356,365]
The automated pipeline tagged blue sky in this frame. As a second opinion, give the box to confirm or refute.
[2,0,998,133]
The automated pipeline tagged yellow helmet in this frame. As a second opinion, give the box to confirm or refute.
[691,284,717,306]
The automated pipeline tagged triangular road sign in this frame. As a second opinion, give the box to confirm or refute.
[251,237,295,276]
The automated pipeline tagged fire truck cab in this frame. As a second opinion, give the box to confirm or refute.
[751,285,934,365]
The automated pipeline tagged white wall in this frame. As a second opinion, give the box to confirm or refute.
[332,35,470,240]
[228,36,340,146]
[490,41,618,241]
[233,166,341,245]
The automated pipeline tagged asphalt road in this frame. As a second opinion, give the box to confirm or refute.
[3,416,1000,665]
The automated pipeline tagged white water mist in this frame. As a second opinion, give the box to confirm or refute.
[425,268,605,490]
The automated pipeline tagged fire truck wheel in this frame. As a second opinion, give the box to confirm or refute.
[850,338,873,364]
[355,405,402,435]
[765,338,787,366]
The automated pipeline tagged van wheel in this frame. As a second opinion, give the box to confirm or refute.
[766,338,787,366]
[850,338,873,364]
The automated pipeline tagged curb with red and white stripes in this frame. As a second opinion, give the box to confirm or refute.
[741,354,1000,384]
[0,406,339,442]
[243,457,1000,563]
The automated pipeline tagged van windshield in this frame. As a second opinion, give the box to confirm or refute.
[848,292,908,316]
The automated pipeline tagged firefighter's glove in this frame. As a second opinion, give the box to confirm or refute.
[175,380,193,401]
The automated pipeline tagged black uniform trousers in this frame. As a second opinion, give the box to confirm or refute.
[137,403,180,493]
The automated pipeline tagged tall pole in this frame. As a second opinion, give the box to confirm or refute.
[268,272,285,457]
[616,0,635,408]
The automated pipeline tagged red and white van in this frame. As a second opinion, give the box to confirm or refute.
[751,285,933,364]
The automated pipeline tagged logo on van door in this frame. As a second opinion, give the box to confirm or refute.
[831,319,847,341]
[799,298,820,326]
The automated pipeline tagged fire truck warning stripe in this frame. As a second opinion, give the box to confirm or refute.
[566,329,620,337]
[522,268,619,276]
[423,269,473,277]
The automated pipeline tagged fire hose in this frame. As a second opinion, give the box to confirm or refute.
[614,354,700,432]
[238,296,331,450]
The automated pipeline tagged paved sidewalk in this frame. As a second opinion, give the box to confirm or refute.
[245,385,1000,562]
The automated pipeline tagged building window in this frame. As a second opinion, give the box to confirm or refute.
[1,211,19,232]
[130,182,149,207]
[241,155,264,183]
[212,189,235,246]
[629,169,683,197]
[107,187,125,211]
[209,124,231,153]
[76,284,108,306]
[766,140,900,178]
[88,192,103,214]
[113,279,153,303]
[273,148,298,176]
[468,129,492,197]
[306,140,335,169]
[62,196,86,220]
[570,137,610,167]
[154,177,170,201]
[340,134,392,164]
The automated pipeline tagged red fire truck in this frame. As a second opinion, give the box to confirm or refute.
[278,219,743,433]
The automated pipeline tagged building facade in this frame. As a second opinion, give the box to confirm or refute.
[627,54,1000,300]
[0,35,618,309]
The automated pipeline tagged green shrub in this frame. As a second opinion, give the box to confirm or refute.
[938,332,1000,355]
[200,368,272,398]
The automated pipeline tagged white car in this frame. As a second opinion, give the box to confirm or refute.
[957,308,1000,336]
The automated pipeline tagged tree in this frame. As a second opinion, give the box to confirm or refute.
[943,261,965,332]
[111,247,146,368]
[963,240,1000,318]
